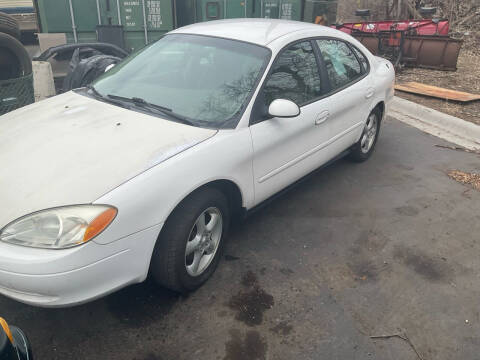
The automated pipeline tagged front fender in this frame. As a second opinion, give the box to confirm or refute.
[93,128,254,244]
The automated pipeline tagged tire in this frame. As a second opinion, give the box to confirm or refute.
[0,32,31,80]
[0,12,20,40]
[349,107,382,162]
[63,54,121,91]
[151,187,230,293]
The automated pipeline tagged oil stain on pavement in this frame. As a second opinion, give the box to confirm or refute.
[347,230,390,282]
[240,270,258,287]
[224,329,267,360]
[228,271,274,327]
[393,245,450,282]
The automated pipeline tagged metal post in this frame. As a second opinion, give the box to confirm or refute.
[116,0,122,25]
[68,0,78,43]
[244,0,247,17]
[261,0,263,17]
[96,0,102,25]
[194,0,197,22]
[278,0,282,19]
[224,0,227,18]
[173,0,178,28]
[142,0,148,44]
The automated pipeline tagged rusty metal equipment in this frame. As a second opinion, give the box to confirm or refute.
[352,32,463,71]
[401,35,462,71]
[334,18,450,36]
[333,19,462,71]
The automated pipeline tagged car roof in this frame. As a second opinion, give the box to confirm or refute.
[171,19,341,46]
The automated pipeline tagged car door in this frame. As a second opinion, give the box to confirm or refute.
[249,40,332,204]
[315,39,374,155]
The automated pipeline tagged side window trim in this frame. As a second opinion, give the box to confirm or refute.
[249,38,327,126]
[314,37,370,98]
[347,43,370,74]
[311,39,332,95]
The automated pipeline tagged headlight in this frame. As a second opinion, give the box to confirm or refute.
[0,205,117,249]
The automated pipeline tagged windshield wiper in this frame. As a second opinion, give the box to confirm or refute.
[106,94,195,126]
[86,85,129,109]
[86,84,104,99]
[107,94,171,111]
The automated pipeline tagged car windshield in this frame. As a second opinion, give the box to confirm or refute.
[92,34,271,128]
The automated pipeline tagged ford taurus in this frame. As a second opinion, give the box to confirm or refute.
[0,19,394,307]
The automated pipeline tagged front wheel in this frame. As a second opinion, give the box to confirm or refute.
[349,108,381,162]
[150,188,230,293]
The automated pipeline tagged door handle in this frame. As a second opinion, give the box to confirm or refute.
[365,88,375,99]
[315,110,329,125]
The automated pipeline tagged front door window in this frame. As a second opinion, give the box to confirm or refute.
[263,41,322,107]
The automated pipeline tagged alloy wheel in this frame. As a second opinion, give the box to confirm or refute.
[360,113,378,154]
[184,207,223,277]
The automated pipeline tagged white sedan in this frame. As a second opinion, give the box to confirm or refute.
[0,19,394,307]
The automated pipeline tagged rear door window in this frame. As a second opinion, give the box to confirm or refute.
[316,39,362,90]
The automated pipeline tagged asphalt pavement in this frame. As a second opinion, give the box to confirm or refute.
[1,117,479,360]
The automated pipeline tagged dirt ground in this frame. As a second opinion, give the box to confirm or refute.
[395,42,480,126]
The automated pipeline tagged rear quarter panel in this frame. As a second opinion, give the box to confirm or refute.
[370,56,395,116]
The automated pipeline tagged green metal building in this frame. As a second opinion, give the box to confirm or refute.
[34,0,337,51]
[35,0,175,51]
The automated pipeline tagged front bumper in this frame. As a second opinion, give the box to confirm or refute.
[0,224,161,307]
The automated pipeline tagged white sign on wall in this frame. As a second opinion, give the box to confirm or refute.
[147,0,162,28]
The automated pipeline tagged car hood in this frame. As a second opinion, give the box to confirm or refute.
[0,91,217,229]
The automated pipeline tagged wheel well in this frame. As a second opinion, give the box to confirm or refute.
[202,180,244,217]
[169,180,244,222]
[374,101,385,119]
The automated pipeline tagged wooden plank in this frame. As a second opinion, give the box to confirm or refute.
[395,82,480,102]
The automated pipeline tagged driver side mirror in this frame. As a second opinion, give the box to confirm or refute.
[268,99,300,118]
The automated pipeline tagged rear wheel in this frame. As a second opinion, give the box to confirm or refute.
[150,188,230,293]
[349,108,381,162]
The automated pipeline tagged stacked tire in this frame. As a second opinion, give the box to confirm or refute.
[0,11,21,40]
[0,12,34,115]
